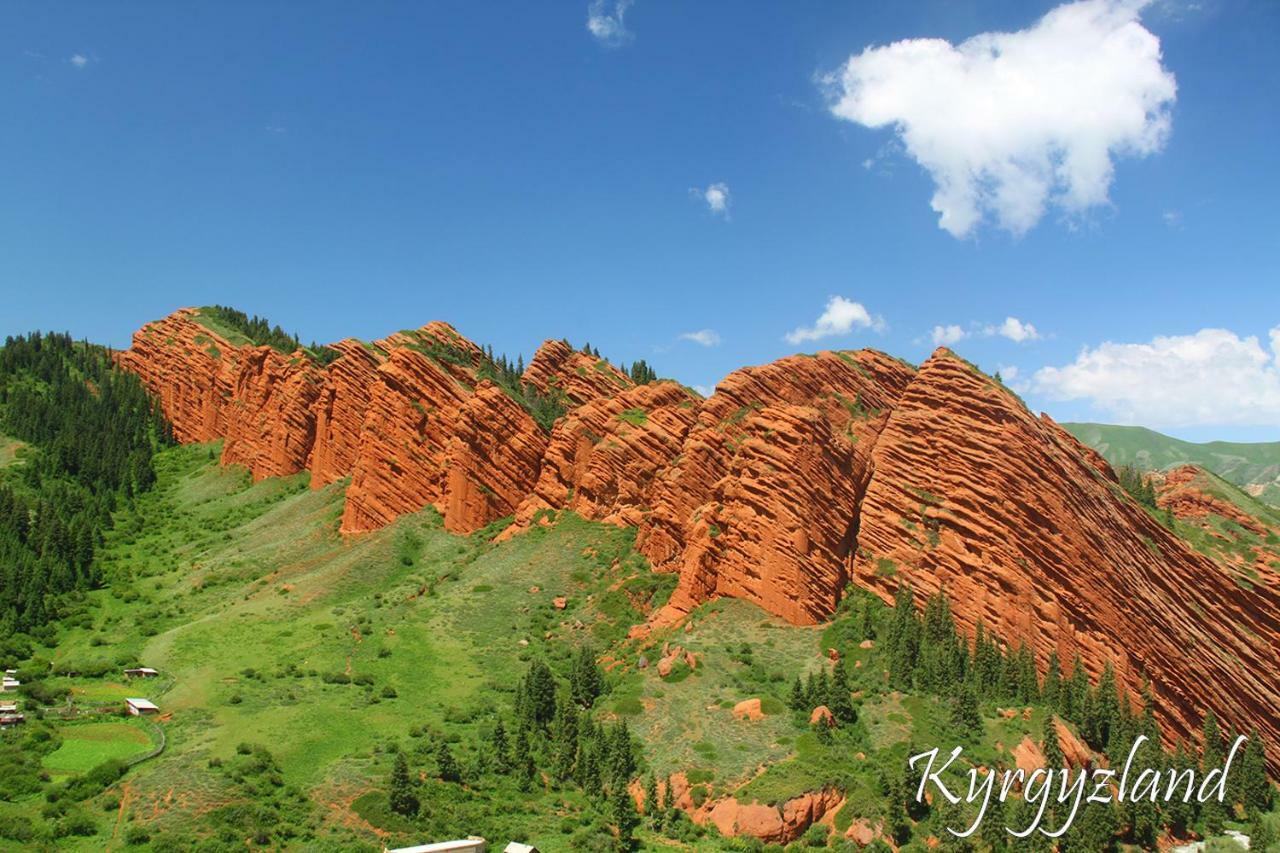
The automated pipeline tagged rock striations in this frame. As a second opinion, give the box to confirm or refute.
[117,311,1280,769]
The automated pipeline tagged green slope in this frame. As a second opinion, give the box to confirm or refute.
[1064,422,1280,505]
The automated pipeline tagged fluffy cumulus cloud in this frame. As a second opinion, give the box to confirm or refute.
[822,0,1177,237]
[695,182,731,217]
[932,324,967,346]
[69,53,89,69]
[785,296,884,345]
[1034,327,1280,427]
[680,329,721,347]
[988,316,1040,342]
[587,0,633,47]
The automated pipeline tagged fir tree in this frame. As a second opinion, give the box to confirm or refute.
[643,774,659,823]
[552,695,579,782]
[491,718,510,774]
[570,644,606,708]
[388,752,419,817]
[1240,730,1273,816]
[951,682,983,733]
[1043,715,1065,768]
[788,676,806,712]
[611,780,640,850]
[436,740,461,783]
[828,658,857,724]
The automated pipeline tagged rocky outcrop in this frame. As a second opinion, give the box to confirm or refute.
[505,380,699,532]
[521,338,633,406]
[308,340,384,489]
[639,350,916,625]
[441,382,547,533]
[220,346,324,480]
[850,348,1280,758]
[116,312,1280,769]
[339,335,482,534]
[115,308,239,444]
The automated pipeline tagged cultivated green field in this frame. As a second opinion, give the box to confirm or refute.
[43,721,156,775]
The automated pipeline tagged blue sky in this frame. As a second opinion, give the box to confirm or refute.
[3,1,1277,440]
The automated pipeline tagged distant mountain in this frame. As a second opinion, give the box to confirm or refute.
[1064,422,1280,506]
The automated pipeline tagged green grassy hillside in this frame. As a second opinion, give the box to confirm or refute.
[1065,422,1280,505]
[1,441,1274,851]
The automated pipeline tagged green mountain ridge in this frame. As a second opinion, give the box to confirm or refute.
[1064,422,1280,506]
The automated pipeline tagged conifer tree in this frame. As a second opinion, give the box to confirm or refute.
[570,644,606,708]
[513,725,535,792]
[436,740,461,783]
[951,682,983,733]
[523,659,557,728]
[789,677,806,712]
[1240,731,1273,816]
[1043,650,1062,711]
[553,695,579,782]
[828,658,857,724]
[491,718,510,774]
[1042,714,1065,768]
[1201,711,1227,836]
[643,774,659,823]
[389,752,419,816]
[611,778,640,850]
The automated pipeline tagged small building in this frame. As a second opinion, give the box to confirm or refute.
[124,667,159,678]
[0,702,18,713]
[1,676,19,693]
[384,839,487,853]
[125,698,159,716]
[504,844,539,853]
[0,712,24,727]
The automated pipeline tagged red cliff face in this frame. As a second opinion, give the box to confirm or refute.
[850,349,1280,756]
[220,346,324,481]
[637,350,916,624]
[339,327,484,534]
[308,340,385,489]
[117,312,1280,766]
[115,308,238,444]
[442,381,548,533]
[522,339,634,406]
[506,380,700,533]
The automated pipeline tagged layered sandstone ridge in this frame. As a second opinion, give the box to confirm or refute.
[850,349,1280,757]
[117,311,1280,768]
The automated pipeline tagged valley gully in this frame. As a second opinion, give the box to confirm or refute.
[908,735,1247,838]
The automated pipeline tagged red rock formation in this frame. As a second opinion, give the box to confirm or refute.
[308,340,384,489]
[521,338,633,407]
[640,350,916,625]
[115,308,238,444]
[851,348,1280,759]
[220,346,323,480]
[339,344,478,534]
[115,312,1280,768]
[442,382,547,533]
[506,380,699,532]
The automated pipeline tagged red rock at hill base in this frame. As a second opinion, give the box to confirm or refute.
[851,348,1280,760]
[521,338,634,407]
[504,380,699,534]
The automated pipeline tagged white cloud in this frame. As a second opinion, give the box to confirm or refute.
[1034,327,1280,427]
[587,0,633,47]
[822,0,1177,237]
[680,329,722,347]
[985,317,1041,342]
[694,182,731,218]
[693,384,714,398]
[785,296,885,345]
[69,53,89,69]
[1162,209,1183,228]
[932,324,968,346]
